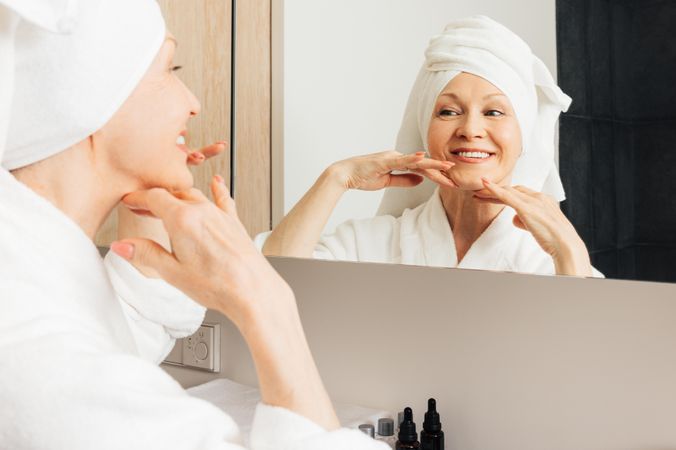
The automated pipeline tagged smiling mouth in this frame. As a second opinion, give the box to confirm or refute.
[449,149,495,163]
[176,134,190,155]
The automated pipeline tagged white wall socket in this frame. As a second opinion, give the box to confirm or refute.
[163,323,220,373]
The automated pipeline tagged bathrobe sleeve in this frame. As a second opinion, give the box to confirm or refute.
[313,215,401,263]
[0,281,389,450]
[253,215,401,264]
[103,251,206,363]
[506,229,606,278]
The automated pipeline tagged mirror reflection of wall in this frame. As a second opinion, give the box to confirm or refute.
[557,0,676,283]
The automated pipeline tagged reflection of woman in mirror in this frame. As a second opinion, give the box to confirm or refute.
[262,16,602,277]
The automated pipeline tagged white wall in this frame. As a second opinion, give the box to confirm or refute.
[275,0,557,232]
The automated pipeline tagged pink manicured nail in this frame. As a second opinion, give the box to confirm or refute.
[111,242,135,260]
[214,174,224,184]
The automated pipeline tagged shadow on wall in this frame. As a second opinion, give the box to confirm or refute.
[557,0,676,283]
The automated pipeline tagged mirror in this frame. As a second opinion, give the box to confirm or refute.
[267,0,676,284]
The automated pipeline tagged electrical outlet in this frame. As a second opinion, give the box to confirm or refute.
[163,323,220,373]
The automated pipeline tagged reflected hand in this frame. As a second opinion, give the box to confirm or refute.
[328,150,456,191]
[473,178,593,276]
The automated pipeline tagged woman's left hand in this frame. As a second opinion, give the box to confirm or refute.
[473,178,593,277]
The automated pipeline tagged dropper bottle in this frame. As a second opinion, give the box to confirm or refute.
[395,407,420,449]
[420,398,444,450]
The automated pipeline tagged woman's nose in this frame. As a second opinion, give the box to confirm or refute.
[183,83,201,117]
[188,90,201,117]
[455,113,486,140]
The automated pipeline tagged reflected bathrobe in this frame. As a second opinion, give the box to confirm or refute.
[308,188,603,277]
[0,170,387,450]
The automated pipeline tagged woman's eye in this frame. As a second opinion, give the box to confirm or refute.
[485,110,504,117]
[439,109,459,117]
[171,65,183,72]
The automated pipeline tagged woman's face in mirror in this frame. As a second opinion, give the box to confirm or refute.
[427,72,522,191]
[96,33,200,193]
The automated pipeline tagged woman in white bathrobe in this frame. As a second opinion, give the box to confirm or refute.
[262,16,601,278]
[0,1,387,449]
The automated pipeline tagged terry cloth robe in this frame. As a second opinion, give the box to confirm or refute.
[0,170,388,450]
[312,188,604,277]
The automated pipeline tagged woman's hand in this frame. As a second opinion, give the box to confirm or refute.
[111,177,341,430]
[328,150,456,191]
[474,178,593,277]
[113,177,290,326]
[186,140,227,166]
[116,140,227,277]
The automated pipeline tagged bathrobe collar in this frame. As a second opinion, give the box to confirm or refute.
[400,187,514,269]
[0,169,137,353]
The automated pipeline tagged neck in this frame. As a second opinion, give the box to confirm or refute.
[11,144,130,240]
[439,187,504,257]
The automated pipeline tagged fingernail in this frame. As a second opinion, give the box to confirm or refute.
[217,140,228,145]
[415,151,425,156]
[111,242,135,260]
[192,152,205,160]
[481,177,491,184]
[214,174,224,184]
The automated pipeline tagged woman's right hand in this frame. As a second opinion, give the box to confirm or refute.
[328,150,456,191]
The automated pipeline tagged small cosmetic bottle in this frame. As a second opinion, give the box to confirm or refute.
[358,423,375,438]
[395,407,420,450]
[376,418,397,449]
[420,398,444,450]
[397,411,405,431]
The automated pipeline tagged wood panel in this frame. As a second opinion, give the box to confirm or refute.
[234,0,272,236]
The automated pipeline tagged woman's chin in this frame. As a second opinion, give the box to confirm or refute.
[446,173,487,191]
[171,171,194,192]
[150,169,194,193]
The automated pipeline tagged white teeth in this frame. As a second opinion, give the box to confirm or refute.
[457,151,490,159]
[176,136,186,145]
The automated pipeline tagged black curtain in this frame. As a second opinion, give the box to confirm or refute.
[557,0,676,282]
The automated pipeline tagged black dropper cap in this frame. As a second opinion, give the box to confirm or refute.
[398,407,418,444]
[423,398,442,433]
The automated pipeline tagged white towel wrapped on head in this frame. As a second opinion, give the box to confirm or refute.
[2,0,164,170]
[1,0,80,164]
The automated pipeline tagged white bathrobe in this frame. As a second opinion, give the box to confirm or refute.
[0,170,387,450]
[311,188,603,277]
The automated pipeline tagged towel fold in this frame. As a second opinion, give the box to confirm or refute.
[2,0,164,170]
